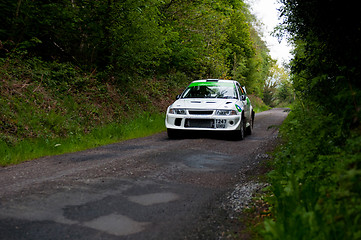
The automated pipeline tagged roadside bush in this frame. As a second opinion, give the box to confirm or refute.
[263,102,361,239]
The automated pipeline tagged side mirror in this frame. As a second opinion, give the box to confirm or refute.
[241,95,246,101]
[176,95,181,100]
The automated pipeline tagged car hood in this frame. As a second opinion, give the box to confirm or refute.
[170,98,238,110]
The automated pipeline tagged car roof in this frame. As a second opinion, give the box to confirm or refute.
[192,79,239,84]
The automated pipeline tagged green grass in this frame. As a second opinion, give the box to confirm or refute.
[0,112,165,166]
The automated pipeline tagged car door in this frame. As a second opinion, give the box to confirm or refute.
[236,83,249,118]
[242,86,251,117]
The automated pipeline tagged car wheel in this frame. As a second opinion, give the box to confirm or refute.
[246,124,252,135]
[252,110,255,128]
[246,118,252,135]
[231,117,245,140]
[246,110,255,135]
[167,128,180,139]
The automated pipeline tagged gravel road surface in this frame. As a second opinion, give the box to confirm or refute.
[0,108,289,240]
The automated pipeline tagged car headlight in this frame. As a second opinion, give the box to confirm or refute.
[169,108,186,115]
[215,110,237,116]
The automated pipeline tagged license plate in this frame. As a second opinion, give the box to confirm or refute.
[216,119,226,128]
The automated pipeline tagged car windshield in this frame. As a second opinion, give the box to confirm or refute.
[182,82,237,99]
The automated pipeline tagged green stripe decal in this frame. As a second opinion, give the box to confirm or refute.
[188,82,234,87]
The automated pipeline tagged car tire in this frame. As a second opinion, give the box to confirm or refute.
[252,110,255,128]
[231,117,245,140]
[246,110,255,135]
[246,124,252,135]
[246,118,252,135]
[167,128,180,139]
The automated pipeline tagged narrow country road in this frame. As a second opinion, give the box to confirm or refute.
[0,108,289,240]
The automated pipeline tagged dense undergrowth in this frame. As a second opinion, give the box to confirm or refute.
[262,103,361,239]
[0,56,190,166]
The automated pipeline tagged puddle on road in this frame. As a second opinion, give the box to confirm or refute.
[83,214,150,236]
[127,192,179,206]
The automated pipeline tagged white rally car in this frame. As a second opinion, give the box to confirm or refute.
[165,79,254,140]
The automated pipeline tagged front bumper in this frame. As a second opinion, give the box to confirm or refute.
[165,113,241,131]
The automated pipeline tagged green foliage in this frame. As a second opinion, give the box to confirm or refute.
[276,80,293,106]
[0,0,272,91]
[263,63,294,107]
[278,0,361,125]
[109,0,167,75]
[263,104,361,239]
[232,9,272,96]
[262,0,361,238]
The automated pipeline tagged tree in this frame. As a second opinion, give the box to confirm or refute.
[278,0,361,128]
[0,0,272,92]
[263,63,291,107]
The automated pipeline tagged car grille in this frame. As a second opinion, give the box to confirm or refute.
[188,110,214,115]
[185,119,214,128]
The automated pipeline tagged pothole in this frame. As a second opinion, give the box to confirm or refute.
[83,214,150,236]
[127,192,179,206]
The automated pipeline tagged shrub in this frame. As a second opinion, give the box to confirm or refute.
[263,102,361,239]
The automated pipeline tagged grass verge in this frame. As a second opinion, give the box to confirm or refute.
[0,112,165,166]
